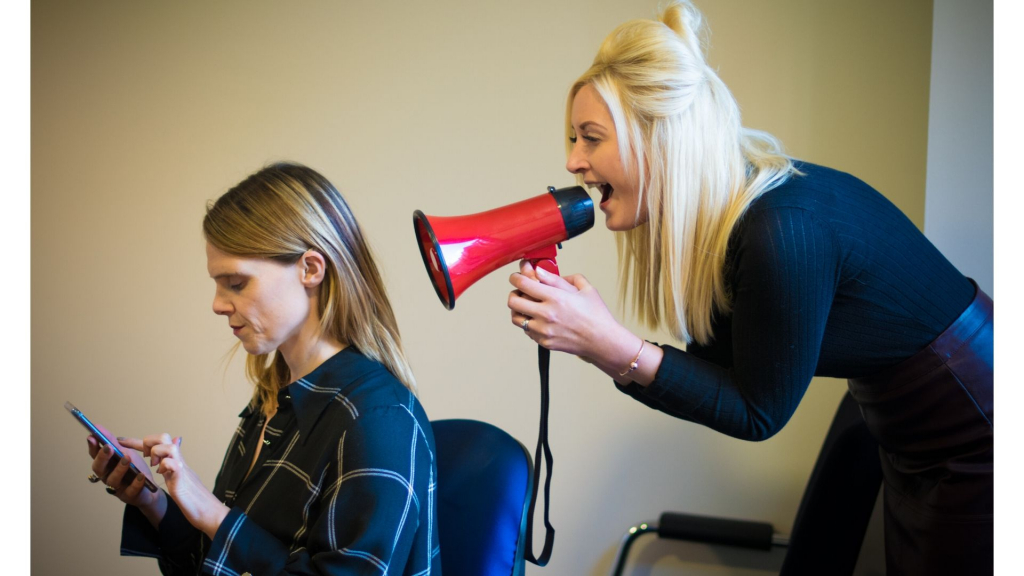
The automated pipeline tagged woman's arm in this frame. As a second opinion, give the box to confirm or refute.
[115,435,222,575]
[618,207,841,440]
[509,206,840,441]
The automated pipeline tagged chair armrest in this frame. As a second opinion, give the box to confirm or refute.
[657,512,776,550]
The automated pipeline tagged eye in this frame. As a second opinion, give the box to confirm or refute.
[229,281,247,292]
[583,135,600,143]
[569,136,578,144]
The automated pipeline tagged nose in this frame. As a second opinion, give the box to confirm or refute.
[212,291,232,316]
[566,143,588,175]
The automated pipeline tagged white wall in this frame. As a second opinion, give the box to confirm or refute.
[924,0,994,295]
[32,1,936,574]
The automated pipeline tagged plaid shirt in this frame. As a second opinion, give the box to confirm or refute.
[120,347,441,575]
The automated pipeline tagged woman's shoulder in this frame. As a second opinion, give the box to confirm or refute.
[313,347,416,404]
[750,161,870,211]
[745,160,900,228]
[310,347,432,430]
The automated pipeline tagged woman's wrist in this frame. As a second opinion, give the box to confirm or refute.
[198,501,232,540]
[590,327,662,387]
[137,490,169,529]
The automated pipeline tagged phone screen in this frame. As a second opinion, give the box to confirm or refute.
[66,402,159,493]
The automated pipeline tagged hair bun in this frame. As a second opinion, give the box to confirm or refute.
[659,0,708,63]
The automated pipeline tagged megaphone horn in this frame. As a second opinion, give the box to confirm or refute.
[413,186,594,310]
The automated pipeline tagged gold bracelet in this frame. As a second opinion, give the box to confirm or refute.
[618,340,646,377]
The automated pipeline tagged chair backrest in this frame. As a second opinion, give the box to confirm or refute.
[780,391,883,576]
[432,419,534,576]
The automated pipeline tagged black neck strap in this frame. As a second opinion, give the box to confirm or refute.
[524,345,555,566]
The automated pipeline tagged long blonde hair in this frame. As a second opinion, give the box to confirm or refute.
[567,0,796,345]
[203,162,417,408]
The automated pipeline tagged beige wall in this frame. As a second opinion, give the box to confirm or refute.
[32,1,932,574]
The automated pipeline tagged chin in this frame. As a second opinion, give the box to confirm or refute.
[603,216,634,232]
[240,340,274,356]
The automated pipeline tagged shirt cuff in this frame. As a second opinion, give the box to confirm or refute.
[120,494,199,558]
[202,507,289,576]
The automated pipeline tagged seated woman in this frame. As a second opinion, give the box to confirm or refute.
[85,162,440,575]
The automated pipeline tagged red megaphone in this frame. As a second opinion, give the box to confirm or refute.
[413,186,594,310]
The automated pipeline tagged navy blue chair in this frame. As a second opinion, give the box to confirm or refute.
[432,419,534,576]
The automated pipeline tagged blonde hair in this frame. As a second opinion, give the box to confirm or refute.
[204,162,417,408]
[567,0,797,345]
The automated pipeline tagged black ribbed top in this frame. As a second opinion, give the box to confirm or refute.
[617,162,975,440]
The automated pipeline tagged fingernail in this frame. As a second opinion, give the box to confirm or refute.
[116,436,125,441]
[177,437,183,447]
[120,456,131,466]
[103,445,111,454]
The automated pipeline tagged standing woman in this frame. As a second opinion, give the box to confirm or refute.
[86,163,440,575]
[507,2,992,574]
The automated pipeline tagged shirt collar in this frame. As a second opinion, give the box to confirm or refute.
[249,346,362,443]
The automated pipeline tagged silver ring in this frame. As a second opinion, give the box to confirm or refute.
[87,474,101,484]
[521,318,530,332]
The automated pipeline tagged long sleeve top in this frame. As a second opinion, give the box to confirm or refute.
[617,162,975,441]
[120,346,441,575]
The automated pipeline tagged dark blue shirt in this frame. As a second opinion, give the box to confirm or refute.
[120,347,441,575]
[618,162,974,440]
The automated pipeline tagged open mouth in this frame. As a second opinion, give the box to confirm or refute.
[589,182,614,205]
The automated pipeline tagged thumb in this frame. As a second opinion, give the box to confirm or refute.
[519,260,538,281]
[564,273,592,291]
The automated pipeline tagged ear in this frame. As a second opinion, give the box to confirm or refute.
[299,250,328,288]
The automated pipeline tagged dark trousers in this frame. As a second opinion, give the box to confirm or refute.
[849,281,993,576]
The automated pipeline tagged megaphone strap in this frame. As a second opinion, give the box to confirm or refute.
[525,345,555,566]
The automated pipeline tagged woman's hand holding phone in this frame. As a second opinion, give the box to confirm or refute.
[87,425,168,527]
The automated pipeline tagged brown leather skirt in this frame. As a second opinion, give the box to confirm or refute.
[848,280,993,576]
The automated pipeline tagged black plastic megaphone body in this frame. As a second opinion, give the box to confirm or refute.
[413,186,594,309]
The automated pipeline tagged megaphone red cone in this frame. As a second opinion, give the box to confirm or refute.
[413,186,594,309]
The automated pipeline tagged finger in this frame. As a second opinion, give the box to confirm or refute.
[140,433,172,455]
[91,444,116,480]
[105,452,133,488]
[509,272,561,302]
[150,442,182,463]
[535,266,580,293]
[508,292,545,319]
[118,437,145,451]
[519,260,539,280]
[156,457,180,480]
[87,435,99,459]
[120,473,146,502]
[146,433,174,465]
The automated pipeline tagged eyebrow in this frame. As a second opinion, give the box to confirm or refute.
[211,272,240,280]
[578,121,606,132]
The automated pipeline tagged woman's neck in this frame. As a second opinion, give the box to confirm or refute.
[279,334,346,385]
[277,308,347,386]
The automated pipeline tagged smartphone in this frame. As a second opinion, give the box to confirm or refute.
[65,401,158,493]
